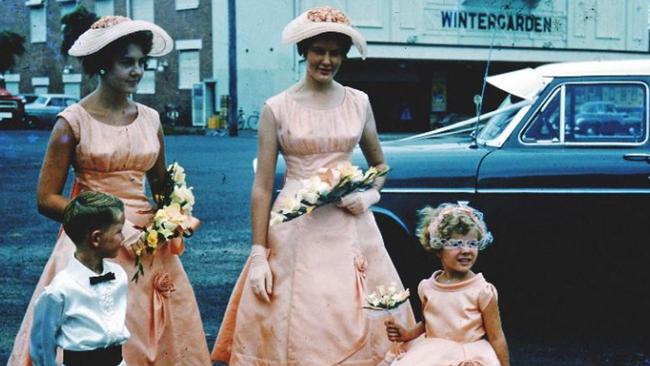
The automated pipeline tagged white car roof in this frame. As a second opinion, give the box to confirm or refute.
[487,59,650,100]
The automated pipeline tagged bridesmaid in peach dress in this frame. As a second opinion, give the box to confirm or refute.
[383,203,510,366]
[212,7,414,365]
[8,16,211,365]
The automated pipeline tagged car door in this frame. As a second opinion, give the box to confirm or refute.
[475,78,650,338]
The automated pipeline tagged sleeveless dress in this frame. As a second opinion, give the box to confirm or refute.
[8,103,212,366]
[384,271,500,366]
[212,87,415,365]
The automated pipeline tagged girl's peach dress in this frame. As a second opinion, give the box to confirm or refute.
[8,103,211,366]
[384,270,500,366]
[212,87,415,365]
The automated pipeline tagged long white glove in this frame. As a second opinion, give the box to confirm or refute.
[337,189,380,215]
[248,244,273,303]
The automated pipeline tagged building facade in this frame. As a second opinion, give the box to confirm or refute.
[217,0,649,132]
[0,0,213,126]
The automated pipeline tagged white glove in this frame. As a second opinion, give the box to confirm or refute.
[248,244,273,303]
[337,189,380,215]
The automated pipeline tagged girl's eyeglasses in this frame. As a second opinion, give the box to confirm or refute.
[441,239,481,249]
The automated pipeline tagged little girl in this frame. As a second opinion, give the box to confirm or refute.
[383,202,510,366]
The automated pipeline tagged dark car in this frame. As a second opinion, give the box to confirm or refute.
[357,60,650,344]
[25,94,78,128]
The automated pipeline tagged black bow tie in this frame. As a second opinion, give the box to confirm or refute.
[89,272,115,285]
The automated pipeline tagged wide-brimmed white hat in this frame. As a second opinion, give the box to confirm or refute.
[69,16,173,57]
[282,7,367,59]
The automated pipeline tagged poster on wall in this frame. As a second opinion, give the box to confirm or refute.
[431,76,447,113]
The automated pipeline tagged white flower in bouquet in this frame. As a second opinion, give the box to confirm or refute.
[336,161,364,183]
[169,162,186,185]
[171,185,195,214]
[365,282,410,311]
[278,195,302,213]
[269,212,286,226]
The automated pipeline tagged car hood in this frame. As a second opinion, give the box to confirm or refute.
[353,136,493,190]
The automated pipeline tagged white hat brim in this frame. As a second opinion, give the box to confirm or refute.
[69,20,173,57]
[282,12,367,59]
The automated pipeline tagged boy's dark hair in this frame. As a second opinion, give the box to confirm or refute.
[297,32,352,58]
[80,31,153,75]
[63,191,124,245]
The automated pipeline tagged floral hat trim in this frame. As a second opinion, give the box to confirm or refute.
[282,7,367,59]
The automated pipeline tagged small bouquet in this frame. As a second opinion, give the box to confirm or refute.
[364,283,410,358]
[364,283,410,312]
[132,162,197,282]
[269,161,389,226]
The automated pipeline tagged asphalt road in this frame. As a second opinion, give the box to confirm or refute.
[1,130,648,365]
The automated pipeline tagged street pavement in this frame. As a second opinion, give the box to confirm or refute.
[0,130,648,365]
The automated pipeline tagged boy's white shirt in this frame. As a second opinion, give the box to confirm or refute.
[30,256,129,366]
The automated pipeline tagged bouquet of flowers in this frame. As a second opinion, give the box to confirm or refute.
[364,283,410,312]
[132,162,197,282]
[269,161,389,226]
[364,283,410,357]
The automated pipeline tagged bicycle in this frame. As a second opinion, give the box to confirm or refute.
[236,108,260,130]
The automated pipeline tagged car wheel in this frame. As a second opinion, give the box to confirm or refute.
[25,117,40,129]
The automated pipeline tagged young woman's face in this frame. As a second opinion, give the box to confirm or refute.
[438,230,480,276]
[103,43,146,94]
[305,38,344,85]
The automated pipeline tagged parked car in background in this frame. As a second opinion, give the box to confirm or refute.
[25,94,78,129]
[0,86,25,129]
[257,60,650,348]
[16,93,39,105]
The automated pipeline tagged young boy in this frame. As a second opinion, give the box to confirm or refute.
[30,191,130,366]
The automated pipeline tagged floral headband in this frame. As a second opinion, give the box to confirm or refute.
[426,202,493,250]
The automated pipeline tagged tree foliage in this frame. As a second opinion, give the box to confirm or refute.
[61,5,98,57]
[0,31,26,75]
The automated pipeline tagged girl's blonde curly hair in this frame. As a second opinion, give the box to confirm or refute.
[416,202,492,253]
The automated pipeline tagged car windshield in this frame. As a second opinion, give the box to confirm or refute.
[477,95,532,144]
[33,96,48,105]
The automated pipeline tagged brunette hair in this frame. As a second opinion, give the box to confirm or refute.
[297,32,352,58]
[80,31,153,75]
[62,191,124,245]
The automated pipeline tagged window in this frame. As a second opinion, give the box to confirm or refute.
[522,89,561,143]
[521,82,647,145]
[179,51,200,89]
[95,0,115,17]
[137,71,156,94]
[32,77,49,95]
[58,0,77,16]
[63,73,81,99]
[29,3,46,43]
[131,0,154,22]
[4,74,20,94]
[176,0,199,10]
[565,84,646,143]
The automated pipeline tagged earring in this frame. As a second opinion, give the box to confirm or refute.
[99,69,106,76]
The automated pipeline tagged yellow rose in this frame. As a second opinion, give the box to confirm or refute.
[146,230,159,249]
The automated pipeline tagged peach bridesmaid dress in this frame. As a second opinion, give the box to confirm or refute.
[8,103,211,365]
[383,270,501,366]
[212,87,415,365]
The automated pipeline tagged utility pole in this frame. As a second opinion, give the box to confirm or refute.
[227,0,238,136]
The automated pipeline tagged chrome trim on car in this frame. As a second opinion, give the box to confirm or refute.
[518,80,650,147]
[478,188,650,194]
[381,188,476,194]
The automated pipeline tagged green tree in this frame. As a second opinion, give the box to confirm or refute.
[0,31,26,75]
[61,5,98,57]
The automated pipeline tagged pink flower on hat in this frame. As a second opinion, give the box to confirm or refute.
[306,7,351,25]
[91,15,130,29]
